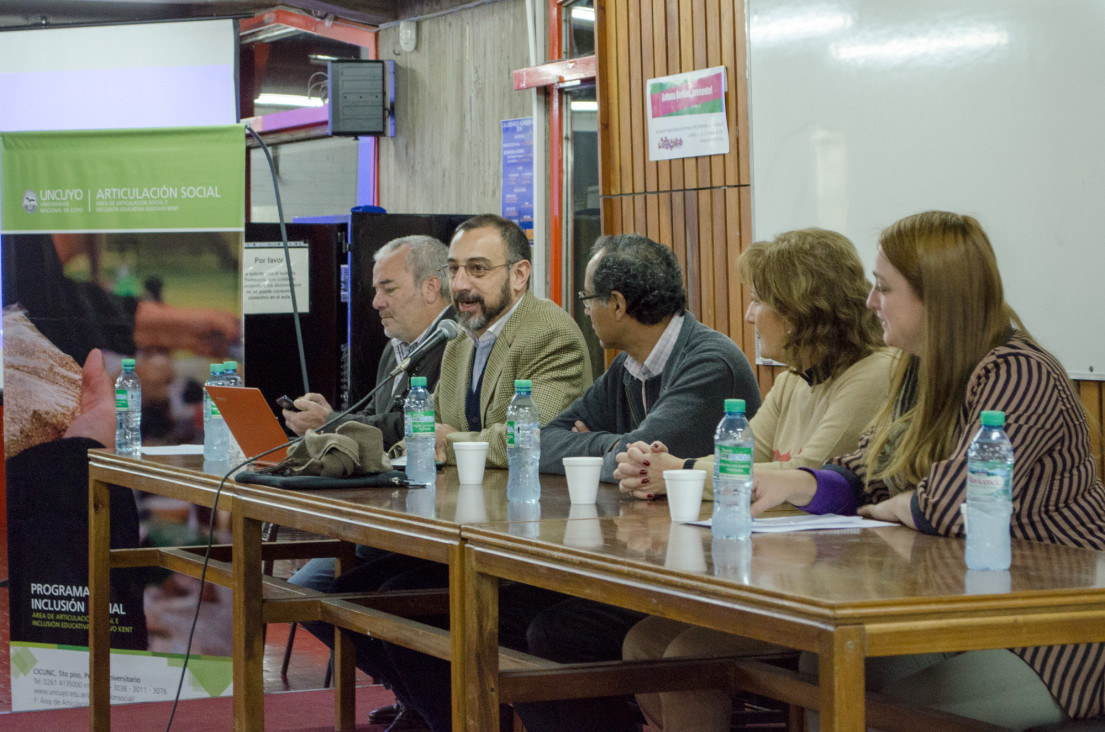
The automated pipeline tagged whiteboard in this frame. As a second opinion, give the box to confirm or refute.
[747,0,1105,380]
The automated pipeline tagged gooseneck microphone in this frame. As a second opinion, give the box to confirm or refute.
[388,319,460,377]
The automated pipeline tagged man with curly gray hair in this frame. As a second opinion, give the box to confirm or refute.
[540,232,760,482]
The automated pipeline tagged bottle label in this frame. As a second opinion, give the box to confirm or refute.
[209,402,222,418]
[410,410,435,435]
[967,465,1011,500]
[718,444,753,478]
[115,388,127,411]
[507,420,515,446]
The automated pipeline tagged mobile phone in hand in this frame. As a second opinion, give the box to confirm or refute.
[276,395,300,412]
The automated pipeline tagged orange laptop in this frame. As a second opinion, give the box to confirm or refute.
[205,385,292,464]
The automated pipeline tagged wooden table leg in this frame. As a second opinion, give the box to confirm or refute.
[448,542,468,730]
[819,626,865,731]
[333,543,356,731]
[88,474,112,732]
[462,547,499,732]
[232,508,264,731]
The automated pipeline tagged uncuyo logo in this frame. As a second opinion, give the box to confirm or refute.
[22,190,37,214]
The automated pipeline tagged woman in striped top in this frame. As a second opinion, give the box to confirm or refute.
[753,210,1105,726]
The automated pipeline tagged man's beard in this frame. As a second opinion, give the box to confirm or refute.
[454,278,512,332]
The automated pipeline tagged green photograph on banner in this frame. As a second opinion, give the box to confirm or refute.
[1,125,244,233]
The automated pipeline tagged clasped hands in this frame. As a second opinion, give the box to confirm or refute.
[614,440,916,526]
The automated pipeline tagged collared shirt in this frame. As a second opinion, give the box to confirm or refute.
[391,306,452,398]
[468,295,525,392]
[622,313,684,411]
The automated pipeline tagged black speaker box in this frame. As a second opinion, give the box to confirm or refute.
[328,60,387,136]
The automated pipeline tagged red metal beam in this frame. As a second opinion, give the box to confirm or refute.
[513,55,597,91]
[240,8,378,54]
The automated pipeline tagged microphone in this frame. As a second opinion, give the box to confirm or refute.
[388,319,460,377]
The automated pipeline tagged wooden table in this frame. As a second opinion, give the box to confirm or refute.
[87,450,635,731]
[461,509,1105,731]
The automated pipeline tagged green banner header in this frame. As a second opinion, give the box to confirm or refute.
[1,125,245,233]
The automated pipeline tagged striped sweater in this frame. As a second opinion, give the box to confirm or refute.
[830,332,1105,718]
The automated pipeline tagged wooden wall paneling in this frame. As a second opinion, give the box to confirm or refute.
[667,0,685,192]
[711,187,730,336]
[682,191,700,316]
[651,0,672,193]
[602,196,620,236]
[646,190,661,239]
[678,0,697,190]
[729,0,751,185]
[721,0,741,186]
[731,187,753,354]
[696,188,715,328]
[615,0,633,198]
[706,0,726,188]
[597,0,618,197]
[620,197,634,238]
[1078,380,1105,468]
[626,0,646,202]
[692,0,712,190]
[659,191,674,254]
[640,0,658,194]
[671,191,687,274]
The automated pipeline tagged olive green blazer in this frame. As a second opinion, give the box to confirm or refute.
[434,291,593,468]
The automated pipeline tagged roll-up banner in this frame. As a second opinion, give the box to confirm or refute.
[1,125,244,710]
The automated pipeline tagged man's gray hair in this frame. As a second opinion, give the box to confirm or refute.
[375,235,450,298]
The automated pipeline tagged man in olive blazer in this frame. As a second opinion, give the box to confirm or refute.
[431,214,592,467]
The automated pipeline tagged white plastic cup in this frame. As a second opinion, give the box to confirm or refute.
[663,469,707,522]
[665,523,707,572]
[563,456,604,504]
[564,504,603,548]
[453,441,490,484]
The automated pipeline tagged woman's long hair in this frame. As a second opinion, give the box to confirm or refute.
[738,228,883,376]
[864,211,1022,489]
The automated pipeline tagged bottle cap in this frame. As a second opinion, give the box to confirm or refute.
[724,398,745,413]
[210,363,221,374]
[223,360,238,371]
[410,376,428,387]
[122,358,135,368]
[514,379,533,390]
[980,410,1005,427]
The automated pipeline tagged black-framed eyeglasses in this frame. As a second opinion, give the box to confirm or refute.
[439,261,515,279]
[577,291,602,303]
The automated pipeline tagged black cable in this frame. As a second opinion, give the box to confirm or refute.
[246,125,310,396]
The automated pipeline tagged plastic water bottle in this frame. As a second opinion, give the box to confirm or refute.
[203,363,230,461]
[712,398,754,540]
[222,360,242,387]
[965,410,1014,570]
[404,376,436,485]
[506,379,541,502]
[114,358,142,455]
[221,360,245,462]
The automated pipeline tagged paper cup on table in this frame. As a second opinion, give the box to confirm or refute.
[563,456,603,504]
[663,469,706,522]
[453,441,489,484]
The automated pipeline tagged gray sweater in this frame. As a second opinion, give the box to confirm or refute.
[540,312,760,482]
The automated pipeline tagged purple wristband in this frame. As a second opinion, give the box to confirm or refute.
[796,468,858,515]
